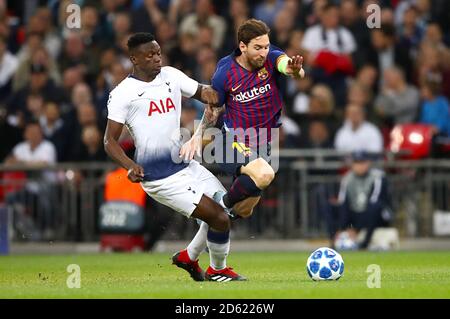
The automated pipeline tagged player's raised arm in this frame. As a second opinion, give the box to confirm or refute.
[277,54,305,79]
[104,119,144,183]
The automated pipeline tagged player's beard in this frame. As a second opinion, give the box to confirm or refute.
[250,58,265,69]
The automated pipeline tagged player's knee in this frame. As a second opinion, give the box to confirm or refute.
[213,211,230,232]
[258,170,275,189]
[247,158,274,189]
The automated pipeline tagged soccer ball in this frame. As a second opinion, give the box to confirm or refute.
[334,231,358,251]
[306,247,344,281]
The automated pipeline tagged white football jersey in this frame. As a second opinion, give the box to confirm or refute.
[107,66,198,181]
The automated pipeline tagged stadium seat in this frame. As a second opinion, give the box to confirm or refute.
[388,123,435,159]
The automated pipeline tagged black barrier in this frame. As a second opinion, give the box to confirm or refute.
[0,205,8,255]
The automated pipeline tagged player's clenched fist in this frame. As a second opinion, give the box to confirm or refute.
[127,164,144,183]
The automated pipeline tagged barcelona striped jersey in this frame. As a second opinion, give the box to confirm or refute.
[211,45,287,148]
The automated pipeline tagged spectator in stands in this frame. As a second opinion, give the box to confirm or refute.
[334,103,383,154]
[0,34,18,101]
[80,5,108,49]
[0,35,18,99]
[374,66,420,127]
[301,2,357,106]
[347,80,373,112]
[155,19,177,54]
[4,121,58,240]
[62,67,83,101]
[112,11,131,47]
[5,120,56,165]
[333,150,393,249]
[73,125,107,162]
[355,64,378,92]
[168,0,194,26]
[33,7,62,59]
[179,0,226,50]
[419,72,450,137]
[272,8,295,49]
[39,101,68,162]
[167,32,197,76]
[368,23,413,86]
[339,0,372,69]
[397,4,424,59]
[253,0,284,28]
[290,75,313,115]
[302,2,357,56]
[24,93,44,122]
[222,0,249,54]
[71,82,93,110]
[300,120,333,149]
[415,41,450,100]
[0,106,22,162]
[131,0,164,35]
[58,31,99,82]
[7,63,66,118]
[70,102,100,157]
[279,112,301,149]
[13,45,61,93]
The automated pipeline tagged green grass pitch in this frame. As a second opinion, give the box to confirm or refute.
[1,251,449,298]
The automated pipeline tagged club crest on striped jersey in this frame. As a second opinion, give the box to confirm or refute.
[257,67,269,80]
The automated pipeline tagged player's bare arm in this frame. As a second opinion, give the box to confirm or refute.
[191,84,220,106]
[180,104,225,160]
[104,119,144,183]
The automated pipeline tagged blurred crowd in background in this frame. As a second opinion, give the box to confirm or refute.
[1,0,450,166]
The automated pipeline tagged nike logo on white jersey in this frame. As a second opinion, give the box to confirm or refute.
[138,91,145,96]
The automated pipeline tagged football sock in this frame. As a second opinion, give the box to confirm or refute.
[206,229,230,270]
[223,174,261,208]
[186,221,209,261]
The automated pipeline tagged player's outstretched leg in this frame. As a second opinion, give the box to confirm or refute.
[173,195,246,282]
[204,227,247,282]
[222,158,275,218]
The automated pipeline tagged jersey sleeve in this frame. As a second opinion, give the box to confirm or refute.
[166,66,198,98]
[107,86,129,124]
[268,45,287,73]
[211,62,227,107]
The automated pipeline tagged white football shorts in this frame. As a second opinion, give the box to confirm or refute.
[140,160,226,217]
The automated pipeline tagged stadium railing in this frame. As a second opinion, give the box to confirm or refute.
[0,152,449,242]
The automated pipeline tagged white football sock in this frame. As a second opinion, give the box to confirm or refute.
[186,220,208,261]
[207,234,230,270]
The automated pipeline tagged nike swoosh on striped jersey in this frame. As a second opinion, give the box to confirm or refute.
[231,84,242,92]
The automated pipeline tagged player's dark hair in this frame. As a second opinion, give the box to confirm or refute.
[127,32,155,51]
[237,19,270,45]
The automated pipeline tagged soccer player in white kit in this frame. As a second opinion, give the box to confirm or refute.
[104,33,246,281]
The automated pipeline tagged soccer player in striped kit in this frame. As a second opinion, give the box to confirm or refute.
[174,19,305,280]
